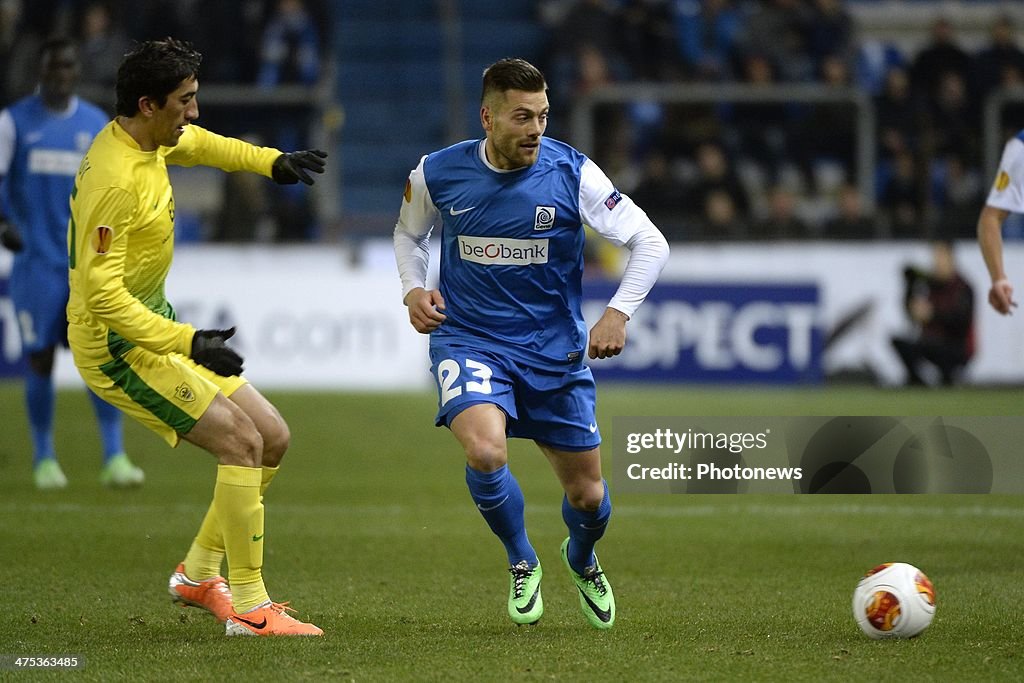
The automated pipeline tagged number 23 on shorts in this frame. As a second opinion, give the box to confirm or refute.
[435,357,494,407]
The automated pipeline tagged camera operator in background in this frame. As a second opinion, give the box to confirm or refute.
[891,240,975,386]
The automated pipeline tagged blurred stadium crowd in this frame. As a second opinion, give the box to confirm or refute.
[0,0,330,242]
[0,0,328,100]
[3,0,1024,244]
[536,0,1024,243]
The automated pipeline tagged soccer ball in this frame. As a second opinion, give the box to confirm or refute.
[852,562,935,639]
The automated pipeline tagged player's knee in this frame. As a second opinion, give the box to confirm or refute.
[260,417,291,467]
[218,422,264,468]
[566,479,605,512]
[462,436,508,472]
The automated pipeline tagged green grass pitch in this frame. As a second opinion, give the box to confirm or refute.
[0,383,1021,681]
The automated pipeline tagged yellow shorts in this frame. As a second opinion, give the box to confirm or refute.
[76,346,248,447]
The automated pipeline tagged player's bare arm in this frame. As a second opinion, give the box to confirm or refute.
[403,286,446,334]
[977,204,1017,315]
[588,307,628,359]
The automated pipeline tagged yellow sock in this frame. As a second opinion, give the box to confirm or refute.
[183,529,223,580]
[184,465,280,581]
[261,465,279,499]
[214,464,268,612]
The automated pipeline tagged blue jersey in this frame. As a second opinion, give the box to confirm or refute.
[422,138,589,369]
[0,95,107,268]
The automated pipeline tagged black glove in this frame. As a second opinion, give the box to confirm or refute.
[272,149,328,185]
[191,327,244,377]
[0,219,23,252]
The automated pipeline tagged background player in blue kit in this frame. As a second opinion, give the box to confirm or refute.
[394,58,669,629]
[0,37,143,490]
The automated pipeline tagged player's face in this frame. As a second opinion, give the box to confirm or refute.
[152,77,199,147]
[482,89,548,170]
[39,46,80,104]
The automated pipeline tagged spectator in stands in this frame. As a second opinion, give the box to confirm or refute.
[879,149,926,239]
[671,0,743,82]
[795,53,857,187]
[806,0,854,76]
[551,42,630,158]
[258,0,321,87]
[855,37,906,97]
[696,188,748,241]
[76,1,129,90]
[542,1,630,139]
[1,0,43,107]
[255,0,325,241]
[875,66,921,163]
[737,0,814,83]
[752,184,811,240]
[556,0,622,53]
[684,140,750,227]
[910,17,971,107]
[892,240,974,386]
[824,182,876,239]
[921,71,978,170]
[630,149,686,241]
[620,0,679,82]
[931,152,983,240]
[213,133,276,242]
[973,14,1024,100]
[728,52,793,181]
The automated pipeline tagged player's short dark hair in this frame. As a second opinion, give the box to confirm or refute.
[481,58,547,103]
[115,37,202,117]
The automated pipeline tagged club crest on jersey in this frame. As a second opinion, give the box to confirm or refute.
[175,383,196,403]
[91,226,114,254]
[604,190,622,210]
[534,206,555,231]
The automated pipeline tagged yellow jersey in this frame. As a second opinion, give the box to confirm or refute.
[67,120,281,366]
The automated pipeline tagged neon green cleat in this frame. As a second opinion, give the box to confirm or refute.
[99,453,145,488]
[34,459,68,490]
[560,537,615,629]
[507,560,543,625]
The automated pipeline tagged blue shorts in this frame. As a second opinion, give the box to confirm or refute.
[9,260,69,353]
[429,341,601,451]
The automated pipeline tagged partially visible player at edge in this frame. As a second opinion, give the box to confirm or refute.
[0,37,143,490]
[393,58,669,629]
[978,128,1024,314]
[66,38,327,637]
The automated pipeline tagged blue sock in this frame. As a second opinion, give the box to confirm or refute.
[25,371,55,466]
[89,391,123,464]
[465,464,537,567]
[563,480,612,575]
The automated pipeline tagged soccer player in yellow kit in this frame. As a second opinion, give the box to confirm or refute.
[67,38,326,637]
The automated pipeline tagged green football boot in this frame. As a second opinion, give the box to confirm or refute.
[507,560,543,625]
[560,537,615,629]
[99,453,145,488]
[33,459,68,490]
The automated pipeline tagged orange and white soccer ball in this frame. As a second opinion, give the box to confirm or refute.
[852,562,935,638]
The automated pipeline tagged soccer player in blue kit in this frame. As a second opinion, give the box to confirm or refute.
[394,58,669,629]
[0,38,144,490]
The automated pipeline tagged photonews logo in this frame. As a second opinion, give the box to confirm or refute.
[458,235,549,265]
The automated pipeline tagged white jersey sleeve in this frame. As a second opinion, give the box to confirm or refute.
[578,158,670,318]
[393,155,440,299]
[0,109,16,177]
[986,135,1024,214]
